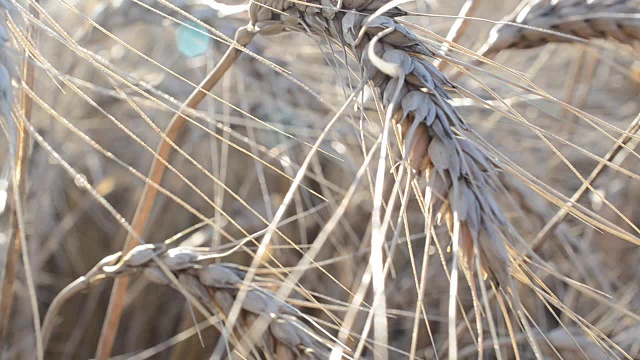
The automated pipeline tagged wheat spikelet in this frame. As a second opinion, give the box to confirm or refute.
[43,244,337,359]
[482,0,640,54]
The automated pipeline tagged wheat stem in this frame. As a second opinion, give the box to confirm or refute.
[0,2,42,356]
[95,26,255,360]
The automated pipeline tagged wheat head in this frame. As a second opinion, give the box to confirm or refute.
[242,1,549,358]
[249,0,518,297]
[43,244,337,359]
[482,0,640,54]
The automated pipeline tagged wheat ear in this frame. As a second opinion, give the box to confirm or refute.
[246,0,541,358]
[270,0,510,276]
[480,0,640,56]
[252,0,518,294]
[43,244,337,359]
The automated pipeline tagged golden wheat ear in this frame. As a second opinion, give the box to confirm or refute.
[43,244,340,359]
[479,0,640,55]
[244,0,556,358]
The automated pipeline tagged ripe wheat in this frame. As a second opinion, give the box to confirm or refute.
[482,0,640,54]
[243,1,549,358]
[249,0,517,300]
[43,2,532,357]
[17,0,640,359]
[43,244,336,359]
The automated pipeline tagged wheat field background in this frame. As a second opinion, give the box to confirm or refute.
[0,0,639,359]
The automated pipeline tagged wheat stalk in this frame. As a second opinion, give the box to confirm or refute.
[0,0,18,349]
[480,0,640,55]
[95,24,256,359]
[0,1,43,355]
[43,244,338,359]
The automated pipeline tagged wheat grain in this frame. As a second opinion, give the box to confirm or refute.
[43,244,337,359]
[481,0,640,55]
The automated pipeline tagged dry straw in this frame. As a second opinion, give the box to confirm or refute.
[480,0,640,55]
[0,0,24,354]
